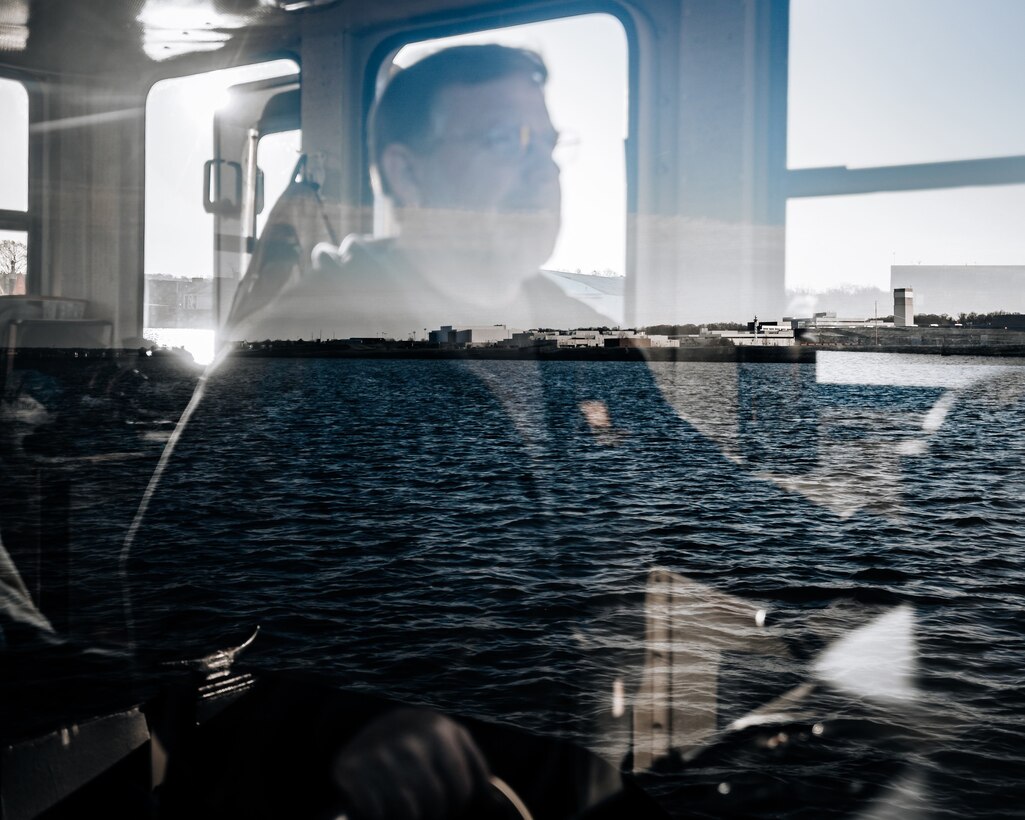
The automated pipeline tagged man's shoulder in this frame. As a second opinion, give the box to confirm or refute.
[227,235,421,342]
[521,274,614,329]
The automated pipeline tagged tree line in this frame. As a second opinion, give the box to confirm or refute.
[642,322,748,335]
[0,239,28,295]
[914,311,1025,330]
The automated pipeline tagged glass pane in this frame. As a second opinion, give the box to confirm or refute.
[256,129,302,239]
[0,78,28,211]
[785,184,1025,317]
[789,0,1025,169]
[144,59,298,364]
[0,229,28,294]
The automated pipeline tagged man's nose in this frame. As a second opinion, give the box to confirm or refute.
[522,155,560,202]
[523,136,560,179]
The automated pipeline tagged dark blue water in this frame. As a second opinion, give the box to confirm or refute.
[36,354,1025,816]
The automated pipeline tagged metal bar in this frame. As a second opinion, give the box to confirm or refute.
[785,155,1025,198]
[0,209,29,232]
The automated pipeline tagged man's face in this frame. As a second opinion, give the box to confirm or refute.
[389,72,562,275]
[423,73,561,214]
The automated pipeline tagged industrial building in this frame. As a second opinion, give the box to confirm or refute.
[703,322,796,346]
[428,325,516,346]
[427,326,681,349]
[787,312,891,330]
[890,265,1025,316]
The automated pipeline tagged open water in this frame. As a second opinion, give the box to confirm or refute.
[10,352,1025,817]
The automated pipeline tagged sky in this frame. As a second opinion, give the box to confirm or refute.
[2,2,1024,298]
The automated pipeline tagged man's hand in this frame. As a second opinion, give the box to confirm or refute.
[332,708,490,820]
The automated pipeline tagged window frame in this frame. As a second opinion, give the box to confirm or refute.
[780,13,1025,300]
[0,73,34,291]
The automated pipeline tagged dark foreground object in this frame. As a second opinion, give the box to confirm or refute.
[1,647,667,820]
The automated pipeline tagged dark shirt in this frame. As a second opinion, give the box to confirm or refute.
[228,235,611,343]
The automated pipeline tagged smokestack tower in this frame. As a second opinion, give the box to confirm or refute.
[894,288,914,327]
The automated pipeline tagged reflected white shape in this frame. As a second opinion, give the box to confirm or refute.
[922,390,956,433]
[816,351,1017,388]
[729,711,802,732]
[813,605,917,703]
[896,439,928,457]
[612,677,625,719]
[853,771,930,820]
[137,0,250,61]
[143,328,215,365]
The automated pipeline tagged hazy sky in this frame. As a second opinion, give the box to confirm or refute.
[788,0,1025,169]
[2,3,1023,295]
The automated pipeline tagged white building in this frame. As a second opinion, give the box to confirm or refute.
[788,312,892,330]
[644,334,680,348]
[543,329,605,348]
[893,288,914,327]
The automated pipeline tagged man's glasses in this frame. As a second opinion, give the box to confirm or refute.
[442,124,580,165]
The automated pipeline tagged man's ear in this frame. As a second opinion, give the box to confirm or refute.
[379,144,424,208]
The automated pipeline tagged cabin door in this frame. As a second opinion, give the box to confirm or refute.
[206,75,301,330]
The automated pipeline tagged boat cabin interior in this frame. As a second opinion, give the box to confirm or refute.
[1,0,1024,817]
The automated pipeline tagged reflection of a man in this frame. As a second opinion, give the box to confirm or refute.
[229,45,605,342]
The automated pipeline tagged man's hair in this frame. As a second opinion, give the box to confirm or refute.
[369,44,548,197]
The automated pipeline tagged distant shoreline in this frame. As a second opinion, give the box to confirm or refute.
[228,344,815,362]
[226,342,1025,362]
[5,343,1025,365]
